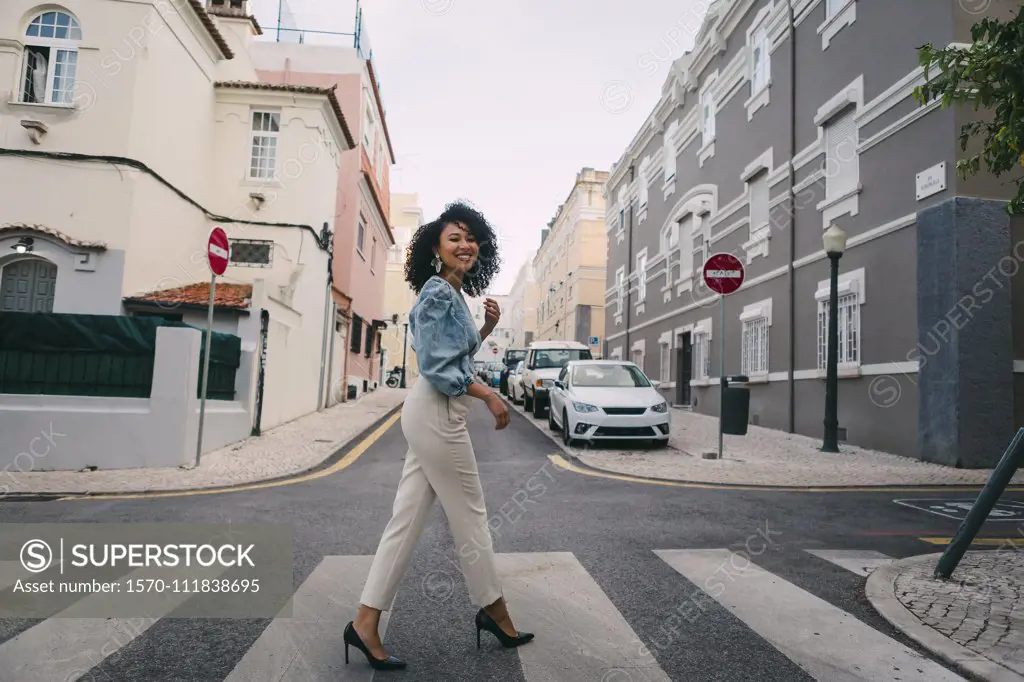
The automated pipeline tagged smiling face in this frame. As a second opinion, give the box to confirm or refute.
[435,221,479,274]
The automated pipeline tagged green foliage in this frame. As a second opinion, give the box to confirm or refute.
[912,7,1024,214]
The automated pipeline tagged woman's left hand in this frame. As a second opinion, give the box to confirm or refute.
[483,298,501,327]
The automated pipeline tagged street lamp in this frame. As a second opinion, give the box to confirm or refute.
[821,224,847,453]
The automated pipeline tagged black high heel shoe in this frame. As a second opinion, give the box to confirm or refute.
[343,621,407,670]
[475,609,535,649]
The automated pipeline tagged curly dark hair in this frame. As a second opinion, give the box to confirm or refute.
[404,200,501,297]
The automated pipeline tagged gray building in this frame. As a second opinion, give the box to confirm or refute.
[603,0,1024,467]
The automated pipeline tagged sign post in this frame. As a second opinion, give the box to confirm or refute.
[196,226,229,467]
[702,252,745,460]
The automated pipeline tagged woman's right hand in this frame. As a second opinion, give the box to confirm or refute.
[486,393,510,430]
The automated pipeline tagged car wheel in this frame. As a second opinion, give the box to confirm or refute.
[524,392,533,412]
[548,405,558,431]
[532,395,545,419]
[562,410,575,447]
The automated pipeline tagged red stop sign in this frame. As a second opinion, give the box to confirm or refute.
[702,252,745,295]
[207,226,229,276]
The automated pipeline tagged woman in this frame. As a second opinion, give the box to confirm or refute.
[344,201,534,670]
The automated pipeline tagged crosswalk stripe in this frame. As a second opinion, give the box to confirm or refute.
[804,549,894,576]
[0,563,231,682]
[654,549,968,681]
[224,556,392,681]
[495,552,672,682]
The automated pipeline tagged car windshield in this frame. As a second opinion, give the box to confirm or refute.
[506,351,526,364]
[572,364,651,387]
[532,349,592,369]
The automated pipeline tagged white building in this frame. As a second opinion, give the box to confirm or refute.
[0,0,355,471]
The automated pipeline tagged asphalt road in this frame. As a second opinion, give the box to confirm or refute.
[0,391,1021,681]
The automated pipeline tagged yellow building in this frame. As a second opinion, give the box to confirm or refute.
[506,253,539,348]
[381,193,424,382]
[533,168,609,355]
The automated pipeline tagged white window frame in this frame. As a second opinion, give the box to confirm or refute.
[635,250,648,304]
[745,4,773,120]
[741,148,773,263]
[819,0,856,49]
[814,77,863,228]
[692,317,712,382]
[357,214,367,256]
[615,266,626,317]
[699,73,718,167]
[249,110,281,181]
[663,119,679,186]
[631,339,646,373]
[20,10,82,107]
[815,267,865,375]
[638,156,651,219]
[659,342,672,383]
[740,298,772,380]
[363,86,375,150]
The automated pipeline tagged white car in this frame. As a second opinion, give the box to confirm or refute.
[508,360,526,404]
[520,340,593,418]
[547,360,670,447]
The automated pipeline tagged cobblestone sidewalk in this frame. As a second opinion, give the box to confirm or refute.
[867,549,1024,681]
[1,386,409,495]
[507,400,1024,487]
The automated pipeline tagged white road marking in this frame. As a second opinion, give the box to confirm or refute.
[495,551,672,682]
[654,549,967,681]
[0,563,231,682]
[224,556,391,682]
[804,549,894,577]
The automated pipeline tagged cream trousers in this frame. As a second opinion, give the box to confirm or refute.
[359,378,504,610]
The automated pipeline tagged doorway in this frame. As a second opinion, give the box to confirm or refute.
[0,258,57,312]
[675,331,692,406]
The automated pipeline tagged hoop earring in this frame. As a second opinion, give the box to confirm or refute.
[432,255,442,273]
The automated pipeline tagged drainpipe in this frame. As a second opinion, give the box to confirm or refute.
[625,165,635,355]
[787,0,797,433]
[318,281,331,411]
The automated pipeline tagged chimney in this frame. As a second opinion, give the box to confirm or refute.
[206,0,262,37]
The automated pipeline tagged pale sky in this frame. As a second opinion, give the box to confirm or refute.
[251,0,709,294]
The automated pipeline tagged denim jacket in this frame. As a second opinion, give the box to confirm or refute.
[409,275,480,397]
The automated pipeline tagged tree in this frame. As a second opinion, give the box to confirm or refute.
[913,7,1024,214]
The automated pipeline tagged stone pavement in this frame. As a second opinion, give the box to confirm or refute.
[1,386,409,495]
[506,399,1024,487]
[867,549,1024,681]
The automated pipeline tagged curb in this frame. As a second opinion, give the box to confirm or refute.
[501,394,1024,492]
[865,552,1024,682]
[0,401,406,502]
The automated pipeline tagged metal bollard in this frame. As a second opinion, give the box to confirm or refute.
[934,427,1024,579]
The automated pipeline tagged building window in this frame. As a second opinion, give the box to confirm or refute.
[363,87,374,150]
[615,266,625,315]
[636,251,647,303]
[815,268,865,371]
[663,119,678,183]
[741,317,769,376]
[21,10,82,106]
[693,331,710,380]
[371,237,377,272]
[823,106,859,201]
[638,156,650,214]
[751,26,770,93]
[659,342,671,383]
[357,215,366,255]
[229,239,273,267]
[825,0,846,19]
[631,348,644,372]
[700,83,716,146]
[748,170,769,239]
[817,294,859,369]
[249,111,280,180]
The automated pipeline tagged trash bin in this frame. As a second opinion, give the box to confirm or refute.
[721,377,750,436]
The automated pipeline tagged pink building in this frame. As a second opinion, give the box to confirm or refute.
[251,43,395,401]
